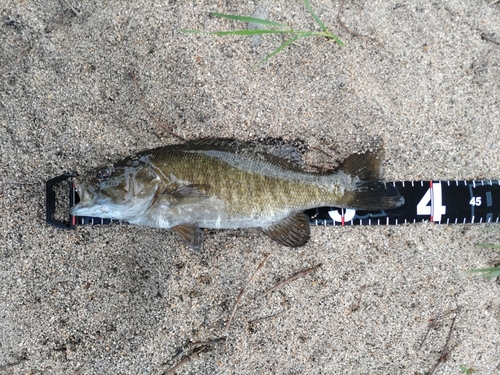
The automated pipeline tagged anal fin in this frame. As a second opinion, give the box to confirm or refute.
[262,212,311,247]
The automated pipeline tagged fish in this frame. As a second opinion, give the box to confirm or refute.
[70,138,404,249]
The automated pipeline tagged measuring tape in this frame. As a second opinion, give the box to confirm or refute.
[306,180,500,226]
[46,174,500,229]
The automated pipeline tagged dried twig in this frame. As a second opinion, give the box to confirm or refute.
[426,311,459,375]
[248,310,286,325]
[0,359,26,372]
[257,263,322,299]
[223,252,274,335]
[129,71,185,141]
[337,0,383,47]
[62,0,81,17]
[162,345,210,375]
[161,251,273,373]
[187,338,226,349]
[419,318,438,350]
[419,309,459,350]
[481,33,500,46]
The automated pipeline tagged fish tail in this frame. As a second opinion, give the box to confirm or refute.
[342,181,404,210]
[338,146,404,210]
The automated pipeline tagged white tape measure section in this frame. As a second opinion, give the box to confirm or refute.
[416,182,446,222]
[328,208,356,223]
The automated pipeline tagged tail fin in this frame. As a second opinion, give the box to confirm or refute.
[338,147,404,210]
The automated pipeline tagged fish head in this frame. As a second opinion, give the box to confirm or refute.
[70,156,160,221]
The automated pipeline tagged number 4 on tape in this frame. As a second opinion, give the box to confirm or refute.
[416,181,446,222]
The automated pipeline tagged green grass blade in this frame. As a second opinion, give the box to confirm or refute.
[255,34,302,68]
[476,243,500,249]
[183,29,337,39]
[210,29,293,36]
[183,29,294,36]
[303,0,328,33]
[468,267,500,280]
[210,12,287,28]
[330,34,345,46]
[468,267,500,273]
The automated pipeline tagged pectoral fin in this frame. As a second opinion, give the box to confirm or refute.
[166,184,211,206]
[170,184,210,198]
[262,212,311,247]
[172,223,203,251]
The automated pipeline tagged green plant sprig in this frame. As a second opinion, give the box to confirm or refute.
[468,266,500,280]
[459,365,476,375]
[182,0,344,67]
[468,238,500,279]
[475,243,500,249]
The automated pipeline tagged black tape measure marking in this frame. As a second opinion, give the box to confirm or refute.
[46,174,500,229]
[305,180,500,226]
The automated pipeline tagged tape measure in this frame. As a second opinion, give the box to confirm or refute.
[306,180,500,226]
[46,174,500,229]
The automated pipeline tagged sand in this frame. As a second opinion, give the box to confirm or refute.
[1,1,499,374]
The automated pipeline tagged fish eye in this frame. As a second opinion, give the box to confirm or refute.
[97,166,114,180]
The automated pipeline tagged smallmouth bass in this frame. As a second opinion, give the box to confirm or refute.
[70,139,404,249]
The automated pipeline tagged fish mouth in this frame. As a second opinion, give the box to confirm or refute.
[70,201,114,218]
[70,184,115,217]
[70,180,100,216]
[69,179,151,220]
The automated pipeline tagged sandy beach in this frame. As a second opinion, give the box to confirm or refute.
[1,1,500,374]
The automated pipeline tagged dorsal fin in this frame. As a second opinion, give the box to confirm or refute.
[338,147,384,181]
[255,152,306,172]
[186,138,306,171]
[186,138,242,148]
